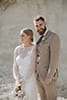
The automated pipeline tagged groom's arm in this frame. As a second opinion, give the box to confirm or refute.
[45,33,60,85]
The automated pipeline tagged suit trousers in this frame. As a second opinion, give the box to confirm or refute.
[37,79,47,100]
[37,78,57,100]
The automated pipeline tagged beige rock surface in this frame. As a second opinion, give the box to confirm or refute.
[0,0,67,99]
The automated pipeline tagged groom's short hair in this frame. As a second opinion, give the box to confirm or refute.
[34,16,45,22]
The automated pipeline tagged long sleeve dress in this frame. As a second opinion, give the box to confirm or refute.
[13,44,38,100]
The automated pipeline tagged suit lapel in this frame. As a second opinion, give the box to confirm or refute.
[43,30,51,41]
[38,30,51,46]
[36,30,49,46]
[36,30,52,52]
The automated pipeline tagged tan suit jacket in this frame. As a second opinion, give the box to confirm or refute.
[36,30,60,81]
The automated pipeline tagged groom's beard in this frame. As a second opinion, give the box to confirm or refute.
[37,27,46,35]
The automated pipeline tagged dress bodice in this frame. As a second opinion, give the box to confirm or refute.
[13,44,36,81]
[16,46,34,79]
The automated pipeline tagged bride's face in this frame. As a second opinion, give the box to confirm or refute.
[20,32,31,44]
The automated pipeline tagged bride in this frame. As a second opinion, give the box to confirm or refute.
[13,28,38,100]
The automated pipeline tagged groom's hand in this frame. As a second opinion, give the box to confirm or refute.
[44,77,52,85]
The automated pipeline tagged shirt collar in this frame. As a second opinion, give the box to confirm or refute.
[43,28,48,37]
[41,29,48,41]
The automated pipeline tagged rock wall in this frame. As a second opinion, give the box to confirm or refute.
[0,0,67,93]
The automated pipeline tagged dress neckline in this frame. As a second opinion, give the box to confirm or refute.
[21,44,33,49]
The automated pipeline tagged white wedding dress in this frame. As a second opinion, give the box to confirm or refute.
[13,44,38,100]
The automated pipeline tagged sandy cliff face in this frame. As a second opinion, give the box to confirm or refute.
[0,0,67,97]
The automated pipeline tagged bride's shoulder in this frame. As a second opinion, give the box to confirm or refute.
[32,44,36,50]
[14,45,21,54]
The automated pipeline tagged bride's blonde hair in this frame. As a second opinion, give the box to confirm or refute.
[20,28,34,42]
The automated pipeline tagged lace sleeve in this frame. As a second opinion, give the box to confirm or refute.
[25,45,36,80]
[13,47,20,82]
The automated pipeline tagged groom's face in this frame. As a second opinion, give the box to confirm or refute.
[34,19,46,35]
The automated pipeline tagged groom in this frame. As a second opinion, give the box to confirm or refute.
[33,16,60,100]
